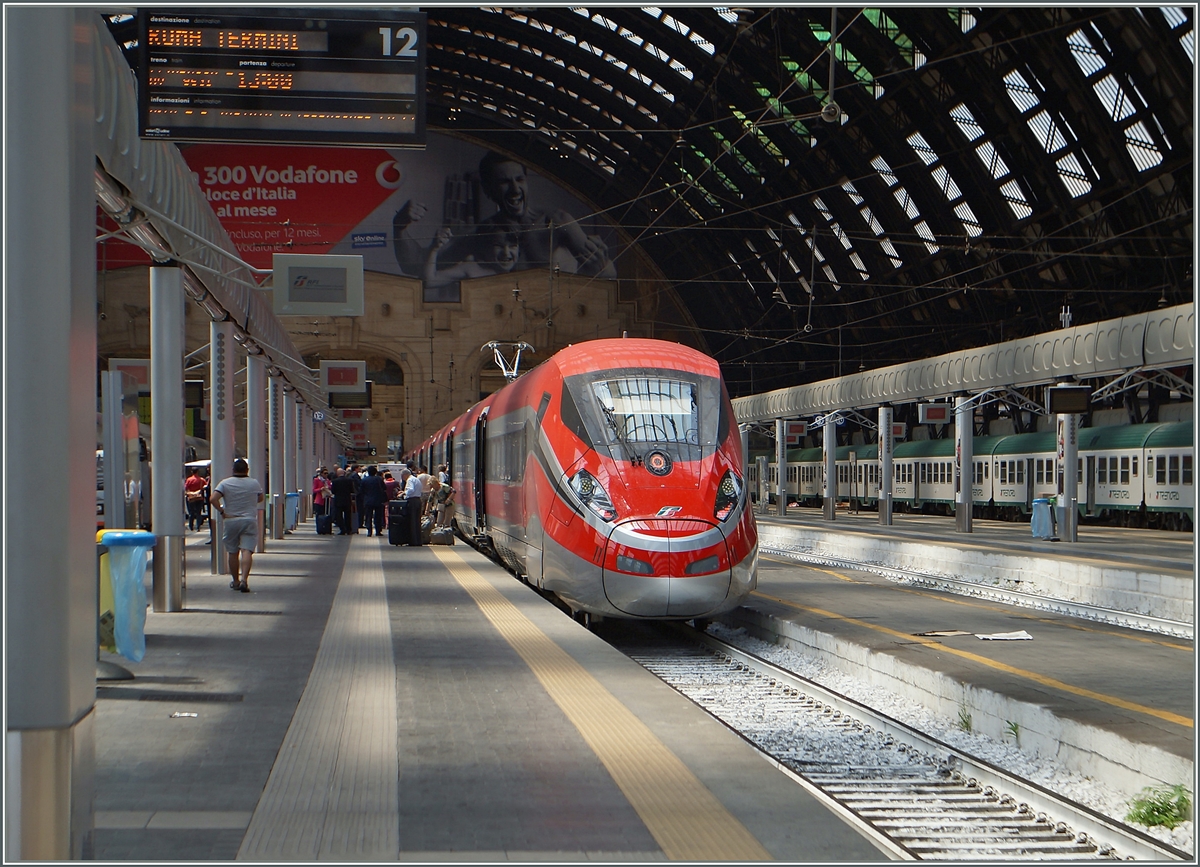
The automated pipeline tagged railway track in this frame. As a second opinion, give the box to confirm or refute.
[603,622,1188,861]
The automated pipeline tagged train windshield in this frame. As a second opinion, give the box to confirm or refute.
[591,378,698,444]
[563,369,723,460]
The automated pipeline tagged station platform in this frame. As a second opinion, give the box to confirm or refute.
[91,524,887,861]
[723,534,1194,800]
[753,508,1194,626]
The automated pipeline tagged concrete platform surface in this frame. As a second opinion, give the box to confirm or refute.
[725,550,1194,799]
[91,524,886,861]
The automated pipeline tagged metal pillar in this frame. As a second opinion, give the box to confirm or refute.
[210,320,235,573]
[878,405,894,526]
[5,9,97,857]
[1057,412,1080,542]
[774,418,787,517]
[283,387,297,495]
[269,376,285,539]
[246,355,267,552]
[955,396,974,533]
[823,415,837,520]
[295,402,308,523]
[150,265,186,610]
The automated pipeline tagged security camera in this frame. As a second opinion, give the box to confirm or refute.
[821,102,841,124]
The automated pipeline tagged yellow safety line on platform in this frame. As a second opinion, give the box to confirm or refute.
[753,590,1193,730]
[432,548,773,862]
[763,554,1193,652]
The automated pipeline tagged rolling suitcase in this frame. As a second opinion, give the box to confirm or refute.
[388,500,409,546]
[420,515,435,545]
[315,501,333,535]
[429,527,454,546]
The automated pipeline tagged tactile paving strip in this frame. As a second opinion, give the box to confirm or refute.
[432,547,772,862]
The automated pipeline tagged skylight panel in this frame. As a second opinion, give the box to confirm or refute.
[1055,153,1093,197]
[1066,25,1167,172]
[914,220,939,254]
[949,9,977,33]
[1003,70,1040,113]
[905,132,980,236]
[716,8,740,24]
[1026,110,1068,153]
[842,179,904,269]
[1124,121,1165,170]
[1093,74,1134,121]
[813,196,869,280]
[1161,6,1187,27]
[1000,181,1033,219]
[950,104,984,141]
[689,31,715,55]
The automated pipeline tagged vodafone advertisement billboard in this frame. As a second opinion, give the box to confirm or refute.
[96,133,624,303]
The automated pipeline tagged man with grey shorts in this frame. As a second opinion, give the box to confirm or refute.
[210,458,264,593]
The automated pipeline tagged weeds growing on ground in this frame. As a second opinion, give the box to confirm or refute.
[1005,720,1020,744]
[957,704,972,733]
[1125,784,1191,829]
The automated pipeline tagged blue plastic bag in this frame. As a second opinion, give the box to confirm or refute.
[101,531,155,663]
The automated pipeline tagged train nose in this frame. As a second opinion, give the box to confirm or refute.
[601,519,731,617]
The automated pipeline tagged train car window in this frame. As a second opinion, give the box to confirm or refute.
[1169,455,1180,485]
[558,386,592,447]
[537,392,552,425]
[1120,457,1130,485]
[1035,460,1042,485]
[1132,457,1138,477]
[1156,455,1166,484]
[1183,455,1193,485]
[1097,457,1107,483]
[1109,460,1119,485]
[1016,461,1024,484]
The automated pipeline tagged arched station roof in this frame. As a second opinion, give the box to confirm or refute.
[106,7,1194,397]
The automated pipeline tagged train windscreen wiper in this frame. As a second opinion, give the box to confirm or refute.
[599,403,640,462]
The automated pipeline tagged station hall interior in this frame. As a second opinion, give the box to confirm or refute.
[5,5,1195,862]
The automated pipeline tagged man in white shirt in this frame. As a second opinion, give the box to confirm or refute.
[400,467,424,546]
[210,459,264,592]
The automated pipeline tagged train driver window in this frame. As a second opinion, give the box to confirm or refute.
[1120,457,1130,485]
[1184,455,1193,486]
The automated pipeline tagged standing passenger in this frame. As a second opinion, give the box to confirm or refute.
[418,465,434,516]
[400,467,424,546]
[210,459,263,592]
[330,467,355,535]
[184,467,207,531]
[359,466,388,537]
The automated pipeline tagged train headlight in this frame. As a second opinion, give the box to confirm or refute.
[713,470,743,522]
[570,469,617,522]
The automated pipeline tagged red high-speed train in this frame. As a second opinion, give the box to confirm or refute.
[412,338,758,622]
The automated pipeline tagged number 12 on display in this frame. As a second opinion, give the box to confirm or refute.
[378,26,419,57]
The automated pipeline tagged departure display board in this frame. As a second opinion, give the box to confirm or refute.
[137,9,426,147]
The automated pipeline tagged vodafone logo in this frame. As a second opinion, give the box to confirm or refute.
[375,160,404,189]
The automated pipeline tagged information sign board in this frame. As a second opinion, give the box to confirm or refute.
[137,9,426,146]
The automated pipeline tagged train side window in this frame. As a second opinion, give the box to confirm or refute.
[1184,455,1193,486]
[999,462,1006,484]
[1168,455,1179,485]
[1015,461,1024,484]
[1156,455,1166,484]
[1120,456,1130,485]
[1097,457,1107,484]
[1109,459,1118,485]
[1132,456,1138,477]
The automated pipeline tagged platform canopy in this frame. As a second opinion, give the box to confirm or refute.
[106,8,1194,396]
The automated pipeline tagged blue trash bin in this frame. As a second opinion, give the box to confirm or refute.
[98,530,156,662]
[285,492,300,530]
[1030,498,1053,540]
